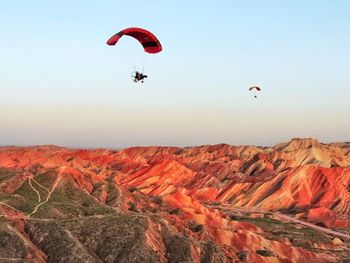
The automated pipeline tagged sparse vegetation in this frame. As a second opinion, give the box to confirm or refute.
[13,180,38,214]
[169,208,181,215]
[229,213,333,249]
[0,168,17,183]
[236,251,249,262]
[29,163,42,175]
[128,187,138,193]
[256,249,274,257]
[0,228,28,259]
[34,170,57,189]
[162,229,193,263]
[128,202,138,212]
[189,221,204,232]
[154,196,163,206]
[200,241,224,263]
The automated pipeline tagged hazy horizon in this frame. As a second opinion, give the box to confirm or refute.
[1,1,349,148]
[0,137,348,150]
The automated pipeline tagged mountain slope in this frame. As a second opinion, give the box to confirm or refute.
[0,138,349,262]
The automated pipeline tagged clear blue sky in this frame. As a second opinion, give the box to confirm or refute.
[1,1,349,148]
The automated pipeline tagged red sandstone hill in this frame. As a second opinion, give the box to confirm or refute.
[0,138,349,262]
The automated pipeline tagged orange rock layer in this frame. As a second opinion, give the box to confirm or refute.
[0,138,349,262]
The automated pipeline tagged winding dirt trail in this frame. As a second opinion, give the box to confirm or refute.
[28,178,41,203]
[31,177,50,192]
[208,204,350,240]
[28,168,64,217]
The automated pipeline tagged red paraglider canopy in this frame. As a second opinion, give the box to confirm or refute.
[249,86,261,91]
[106,27,162,54]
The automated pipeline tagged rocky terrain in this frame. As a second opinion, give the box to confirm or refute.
[0,138,349,262]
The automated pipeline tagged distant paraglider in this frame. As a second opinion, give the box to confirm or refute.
[249,86,261,98]
[107,27,162,84]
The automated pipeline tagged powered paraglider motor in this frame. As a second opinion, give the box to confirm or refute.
[131,71,148,83]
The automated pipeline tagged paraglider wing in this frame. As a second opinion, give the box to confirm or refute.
[249,86,261,91]
[107,27,162,54]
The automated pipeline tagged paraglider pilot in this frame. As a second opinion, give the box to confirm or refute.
[134,71,148,83]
